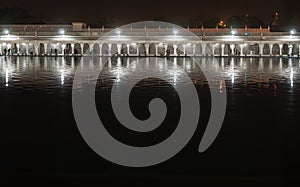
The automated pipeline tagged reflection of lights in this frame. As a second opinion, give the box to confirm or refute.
[5,68,9,87]
[61,69,64,85]
[290,68,294,88]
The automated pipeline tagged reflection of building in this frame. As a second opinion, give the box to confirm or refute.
[0,23,300,57]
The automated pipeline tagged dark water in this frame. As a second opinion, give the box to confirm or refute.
[0,56,300,186]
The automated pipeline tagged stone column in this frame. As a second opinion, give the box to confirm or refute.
[127,44,130,56]
[240,45,244,56]
[173,45,178,56]
[259,44,264,56]
[71,44,75,55]
[99,44,103,56]
[289,45,293,56]
[117,44,121,55]
[108,44,112,56]
[155,44,158,56]
[0,44,2,55]
[145,44,149,56]
[44,43,48,55]
[62,44,66,55]
[26,44,29,55]
[279,44,283,56]
[269,44,273,56]
[192,44,196,56]
[137,44,140,56]
[230,44,235,55]
[16,44,20,55]
[183,45,186,56]
[201,44,206,56]
[80,44,84,55]
[221,44,225,56]
[298,45,300,56]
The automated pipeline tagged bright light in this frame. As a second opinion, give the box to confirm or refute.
[116,30,121,35]
[290,29,296,35]
[58,28,65,35]
[3,29,9,35]
[231,30,236,35]
[173,30,178,35]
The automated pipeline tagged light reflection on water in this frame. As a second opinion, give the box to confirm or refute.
[0,56,299,94]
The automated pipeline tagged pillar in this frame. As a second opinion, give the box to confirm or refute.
[289,45,293,56]
[71,44,75,55]
[221,44,225,56]
[117,44,121,55]
[44,43,48,55]
[0,44,2,55]
[99,44,103,56]
[240,45,243,56]
[298,45,300,56]
[183,45,186,56]
[137,44,140,56]
[26,44,29,55]
[230,44,235,55]
[201,44,206,56]
[62,44,66,55]
[279,44,283,56]
[269,44,273,56]
[173,45,178,56]
[145,44,149,56]
[192,44,196,56]
[16,44,20,55]
[127,44,130,56]
[259,44,264,56]
[80,44,84,55]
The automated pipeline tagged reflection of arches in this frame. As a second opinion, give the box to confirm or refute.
[272,44,280,55]
[282,44,289,55]
[93,43,100,56]
[39,43,45,55]
[111,43,118,55]
[139,44,146,56]
[102,43,109,55]
[149,43,156,55]
[83,43,90,55]
[263,44,270,55]
[121,43,128,55]
[195,44,202,56]
[74,43,82,55]
[292,44,299,56]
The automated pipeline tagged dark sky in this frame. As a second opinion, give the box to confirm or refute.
[1,0,299,25]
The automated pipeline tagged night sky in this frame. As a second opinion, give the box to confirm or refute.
[1,0,299,26]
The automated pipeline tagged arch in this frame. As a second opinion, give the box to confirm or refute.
[55,43,62,55]
[83,43,90,55]
[292,44,299,56]
[177,43,184,55]
[214,44,222,56]
[185,43,193,55]
[65,43,72,55]
[166,44,174,56]
[28,43,35,55]
[224,44,230,55]
[93,43,100,56]
[102,43,109,55]
[111,43,118,55]
[149,43,156,55]
[74,43,82,55]
[250,43,259,55]
[121,43,128,55]
[139,44,146,56]
[204,44,212,55]
[39,43,45,55]
[263,44,270,55]
[195,43,202,56]
[157,44,165,56]
[19,43,27,55]
[272,44,280,55]
[242,44,250,55]
[282,44,289,55]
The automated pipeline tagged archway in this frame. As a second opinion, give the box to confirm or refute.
[272,44,280,55]
[195,44,202,56]
[149,43,156,55]
[282,44,289,55]
[102,43,109,55]
[263,44,270,55]
[74,43,82,55]
[83,43,90,55]
[111,43,118,55]
[93,43,100,56]
[121,43,128,55]
[292,44,299,56]
[39,43,45,55]
[139,44,146,56]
